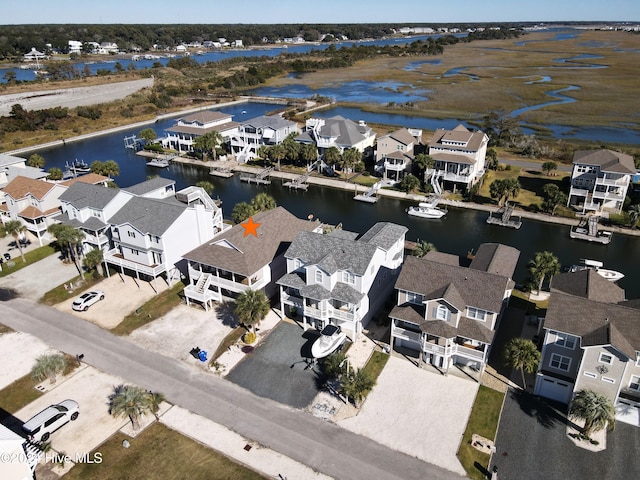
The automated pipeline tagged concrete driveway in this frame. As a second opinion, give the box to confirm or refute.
[492,389,640,479]
[226,322,324,409]
[55,274,169,329]
[0,253,77,302]
[14,366,128,458]
[338,356,478,476]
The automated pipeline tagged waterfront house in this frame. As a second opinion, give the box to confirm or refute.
[0,423,39,480]
[0,176,69,245]
[566,149,635,215]
[229,115,299,163]
[375,127,422,182]
[0,153,47,188]
[104,178,222,284]
[183,207,321,311]
[389,243,520,375]
[278,222,407,339]
[426,124,489,191]
[296,116,376,157]
[163,111,239,154]
[23,47,48,62]
[534,270,640,421]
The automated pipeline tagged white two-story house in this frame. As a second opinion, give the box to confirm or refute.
[183,207,321,311]
[0,153,48,189]
[375,127,422,182]
[426,124,489,191]
[566,149,635,215]
[534,269,640,424]
[104,179,222,284]
[163,111,239,153]
[278,222,407,339]
[296,116,377,156]
[229,115,299,163]
[389,243,520,375]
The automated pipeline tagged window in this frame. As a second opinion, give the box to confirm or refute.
[602,377,615,384]
[583,372,597,379]
[436,305,450,321]
[598,353,613,364]
[131,249,139,255]
[127,231,136,238]
[467,307,487,322]
[294,259,303,270]
[630,376,640,392]
[342,271,355,285]
[549,353,571,372]
[636,352,640,367]
[315,270,323,283]
[406,291,422,305]
[555,332,576,350]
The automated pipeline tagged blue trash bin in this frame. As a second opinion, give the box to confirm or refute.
[198,350,208,362]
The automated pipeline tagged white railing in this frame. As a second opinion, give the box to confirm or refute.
[105,250,166,276]
[384,161,407,171]
[304,305,331,319]
[422,342,486,361]
[332,308,357,322]
[592,191,624,202]
[213,275,267,292]
[281,292,304,308]
[184,284,220,303]
[455,344,486,361]
[569,187,590,196]
[595,176,628,187]
[392,326,422,343]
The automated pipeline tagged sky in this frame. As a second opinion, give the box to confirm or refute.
[4,0,639,24]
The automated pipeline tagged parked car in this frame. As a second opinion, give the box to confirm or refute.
[22,399,80,442]
[72,290,105,311]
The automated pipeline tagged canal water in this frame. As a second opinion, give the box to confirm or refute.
[27,100,640,298]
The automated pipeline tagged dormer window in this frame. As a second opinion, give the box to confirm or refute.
[342,271,355,285]
[436,305,450,321]
[467,307,487,322]
[407,291,423,305]
[315,270,323,283]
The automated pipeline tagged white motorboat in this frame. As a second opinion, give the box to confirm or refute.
[311,325,347,359]
[407,202,447,219]
[569,259,625,282]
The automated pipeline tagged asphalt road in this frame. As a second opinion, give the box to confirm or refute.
[0,297,462,480]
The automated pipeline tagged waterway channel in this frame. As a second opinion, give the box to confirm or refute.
[20,100,640,298]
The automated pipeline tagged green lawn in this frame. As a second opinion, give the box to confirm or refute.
[110,281,186,336]
[457,386,505,480]
[63,423,267,480]
[0,245,56,278]
[0,374,43,420]
[40,273,106,305]
[360,350,390,396]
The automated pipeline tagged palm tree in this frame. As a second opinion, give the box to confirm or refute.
[138,128,157,144]
[108,384,152,431]
[300,143,318,167]
[31,353,67,384]
[413,153,434,176]
[323,146,341,170]
[27,153,45,168]
[489,179,509,205]
[235,289,270,333]
[270,143,286,170]
[3,219,27,261]
[83,247,104,276]
[231,202,256,224]
[528,251,560,294]
[542,161,558,176]
[413,239,436,258]
[47,167,63,181]
[569,389,616,439]
[504,178,521,203]
[194,131,223,161]
[257,145,271,165]
[627,203,640,229]
[101,160,120,178]
[340,148,361,178]
[195,181,215,196]
[282,133,300,164]
[250,193,276,212]
[340,368,375,408]
[148,391,166,420]
[48,224,86,279]
[321,351,348,382]
[504,337,540,390]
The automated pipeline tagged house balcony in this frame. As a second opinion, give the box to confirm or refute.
[592,191,625,202]
[391,326,422,343]
[426,168,472,184]
[384,161,408,172]
[105,249,166,277]
[595,176,628,187]
[281,291,304,309]
[569,187,590,197]
[422,342,486,361]
[184,284,220,304]
[304,305,331,320]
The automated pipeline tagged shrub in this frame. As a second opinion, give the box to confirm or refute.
[243,332,256,344]
[77,106,102,120]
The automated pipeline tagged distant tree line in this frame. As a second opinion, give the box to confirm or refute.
[0,23,525,60]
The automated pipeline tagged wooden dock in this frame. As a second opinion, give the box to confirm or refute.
[486,203,522,229]
[354,184,378,203]
[240,167,273,185]
[283,173,310,190]
[210,167,234,178]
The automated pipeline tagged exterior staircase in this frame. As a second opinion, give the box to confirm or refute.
[195,273,212,294]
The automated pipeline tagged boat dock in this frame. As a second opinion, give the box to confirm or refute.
[354,186,378,203]
[283,173,310,191]
[209,167,234,178]
[486,203,522,229]
[569,216,612,244]
[240,167,273,185]
[124,135,144,150]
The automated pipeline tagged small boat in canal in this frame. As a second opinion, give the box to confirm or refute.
[407,202,447,219]
[568,259,624,282]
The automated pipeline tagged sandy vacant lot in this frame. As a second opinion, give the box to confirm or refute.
[0,78,154,116]
[0,332,51,389]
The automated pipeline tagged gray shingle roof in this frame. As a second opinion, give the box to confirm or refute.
[108,196,186,236]
[184,207,320,276]
[298,115,373,149]
[123,177,175,196]
[382,128,416,146]
[332,282,365,304]
[469,243,520,278]
[396,254,514,314]
[58,182,120,209]
[551,270,626,304]
[242,115,297,131]
[358,222,408,251]
[572,149,636,174]
[300,283,332,301]
[428,125,488,152]
[545,291,640,358]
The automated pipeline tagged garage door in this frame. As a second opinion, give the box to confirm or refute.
[537,377,573,404]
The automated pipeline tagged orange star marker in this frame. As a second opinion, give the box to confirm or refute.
[241,216,261,237]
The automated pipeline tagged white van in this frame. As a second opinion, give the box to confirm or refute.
[22,399,80,442]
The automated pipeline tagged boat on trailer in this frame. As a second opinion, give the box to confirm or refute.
[311,325,347,359]
[568,259,624,282]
